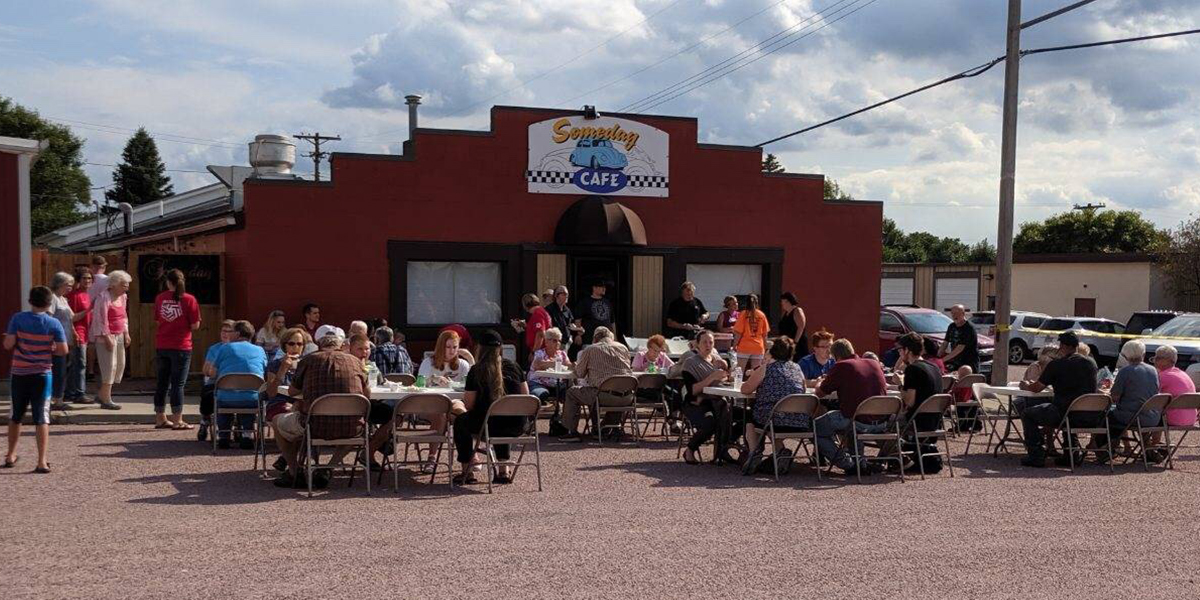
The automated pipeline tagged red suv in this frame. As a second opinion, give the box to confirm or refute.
[879,305,995,372]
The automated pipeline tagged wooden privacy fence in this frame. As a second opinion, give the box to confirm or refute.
[32,249,225,378]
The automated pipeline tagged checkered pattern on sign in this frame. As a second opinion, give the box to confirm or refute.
[526,170,572,184]
[627,174,668,188]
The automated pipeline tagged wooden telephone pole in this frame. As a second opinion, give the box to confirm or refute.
[293,132,341,182]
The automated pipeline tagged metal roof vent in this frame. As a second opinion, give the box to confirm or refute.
[248,134,296,178]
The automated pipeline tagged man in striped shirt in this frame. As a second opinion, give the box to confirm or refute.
[4,286,69,474]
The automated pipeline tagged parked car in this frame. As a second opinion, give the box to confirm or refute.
[1032,316,1126,368]
[1127,313,1200,378]
[569,139,628,170]
[968,310,1052,364]
[880,305,994,373]
[1124,310,1184,337]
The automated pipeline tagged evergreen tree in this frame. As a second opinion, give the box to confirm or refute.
[0,97,92,237]
[823,178,852,200]
[761,153,785,173]
[105,127,173,206]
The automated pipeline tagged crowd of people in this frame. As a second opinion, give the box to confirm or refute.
[6,272,1200,487]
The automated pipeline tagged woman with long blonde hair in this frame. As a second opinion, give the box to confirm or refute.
[255,309,286,356]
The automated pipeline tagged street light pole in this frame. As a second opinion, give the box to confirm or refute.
[993,0,1022,385]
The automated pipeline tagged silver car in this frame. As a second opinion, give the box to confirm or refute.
[969,310,1052,364]
[1034,316,1126,368]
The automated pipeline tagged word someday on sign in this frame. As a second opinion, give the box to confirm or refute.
[550,118,640,151]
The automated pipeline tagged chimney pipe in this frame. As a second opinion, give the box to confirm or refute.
[118,202,134,236]
[405,94,422,143]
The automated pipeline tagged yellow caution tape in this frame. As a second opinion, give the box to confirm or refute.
[1018,327,1200,342]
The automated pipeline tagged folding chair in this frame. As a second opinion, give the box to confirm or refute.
[385,373,416,385]
[304,393,371,497]
[753,394,820,482]
[477,394,543,494]
[1163,393,1200,469]
[585,375,639,444]
[1111,393,1171,471]
[950,374,987,434]
[1052,393,1113,472]
[966,382,1008,454]
[212,373,266,468]
[905,394,955,479]
[941,375,956,393]
[634,373,670,438]
[847,395,906,483]
[386,393,454,493]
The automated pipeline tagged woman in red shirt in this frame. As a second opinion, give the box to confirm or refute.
[153,269,201,429]
[64,267,93,403]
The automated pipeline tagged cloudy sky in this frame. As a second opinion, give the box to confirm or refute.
[4,0,1198,242]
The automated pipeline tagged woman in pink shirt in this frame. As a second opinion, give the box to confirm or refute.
[90,270,132,410]
[1155,345,1197,426]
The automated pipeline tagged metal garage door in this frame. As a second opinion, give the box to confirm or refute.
[881,278,914,306]
[935,278,978,311]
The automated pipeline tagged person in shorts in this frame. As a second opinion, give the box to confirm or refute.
[4,286,69,474]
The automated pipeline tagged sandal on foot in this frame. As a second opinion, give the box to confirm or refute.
[452,472,479,485]
[34,464,51,474]
[154,423,173,429]
[2,456,18,468]
[171,422,195,430]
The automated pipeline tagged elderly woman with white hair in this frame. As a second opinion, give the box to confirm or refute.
[46,272,77,411]
[1091,340,1161,458]
[89,269,132,410]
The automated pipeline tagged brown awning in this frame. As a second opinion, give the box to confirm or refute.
[554,196,647,246]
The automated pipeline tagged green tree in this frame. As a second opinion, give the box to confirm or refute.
[1013,209,1164,254]
[883,218,996,264]
[0,97,92,237]
[105,127,173,207]
[824,178,852,200]
[761,152,785,173]
[1154,215,1200,299]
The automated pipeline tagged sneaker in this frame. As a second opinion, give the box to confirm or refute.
[273,472,299,488]
[50,402,72,411]
[197,422,209,442]
[1021,455,1046,468]
[1146,449,1169,464]
[558,432,582,443]
[741,451,764,476]
[547,420,570,437]
[217,438,231,450]
[272,456,288,472]
[72,396,96,405]
[98,402,122,410]
[312,470,331,489]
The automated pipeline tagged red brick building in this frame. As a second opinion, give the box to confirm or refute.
[226,106,883,351]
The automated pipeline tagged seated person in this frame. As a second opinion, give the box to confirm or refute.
[370,326,413,375]
[1018,331,1099,468]
[439,323,476,364]
[797,329,836,386]
[527,328,571,403]
[1158,345,1198,426]
[1091,341,1160,460]
[895,332,943,434]
[453,330,530,485]
[739,337,810,474]
[677,330,738,465]
[206,320,267,450]
[198,320,235,441]
[632,334,675,373]
[273,334,370,489]
[560,327,633,442]
[418,329,471,386]
[667,339,697,379]
[922,337,945,374]
[814,339,889,475]
[1022,343,1057,382]
[262,327,304,472]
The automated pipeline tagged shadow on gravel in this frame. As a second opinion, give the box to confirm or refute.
[81,438,214,460]
[577,459,880,491]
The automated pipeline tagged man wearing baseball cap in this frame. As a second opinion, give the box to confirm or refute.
[1018,330,1100,468]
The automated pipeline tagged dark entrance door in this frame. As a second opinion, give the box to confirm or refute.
[570,255,630,341]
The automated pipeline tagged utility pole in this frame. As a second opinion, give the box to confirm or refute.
[992,0,1022,386]
[293,132,341,182]
[1072,202,1106,212]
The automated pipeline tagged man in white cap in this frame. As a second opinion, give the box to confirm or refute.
[313,324,346,350]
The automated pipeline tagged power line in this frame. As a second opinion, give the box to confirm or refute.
[554,0,794,108]
[293,132,341,182]
[47,117,245,150]
[757,27,1200,147]
[619,0,861,113]
[624,0,883,114]
[84,161,211,174]
[1020,0,1097,30]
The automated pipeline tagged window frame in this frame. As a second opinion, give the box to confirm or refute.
[405,260,504,326]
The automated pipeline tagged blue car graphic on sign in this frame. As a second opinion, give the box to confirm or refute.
[569,139,628,170]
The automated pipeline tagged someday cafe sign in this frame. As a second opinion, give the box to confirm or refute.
[526,115,669,198]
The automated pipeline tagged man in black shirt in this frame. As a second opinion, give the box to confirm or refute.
[665,281,709,339]
[1018,331,1099,467]
[940,305,979,372]
[896,333,943,433]
[545,285,580,351]
[574,281,615,345]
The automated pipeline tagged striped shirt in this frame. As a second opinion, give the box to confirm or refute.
[574,340,632,387]
[6,311,66,375]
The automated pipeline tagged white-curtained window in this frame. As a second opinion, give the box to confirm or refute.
[685,264,762,322]
[407,261,502,325]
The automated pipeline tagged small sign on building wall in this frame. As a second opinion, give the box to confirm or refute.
[526,116,669,197]
[137,254,222,305]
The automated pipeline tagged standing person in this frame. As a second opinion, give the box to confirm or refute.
[197,320,235,441]
[369,326,412,375]
[541,288,555,306]
[86,255,109,303]
[777,292,809,361]
[522,292,552,361]
[152,269,201,430]
[453,330,530,485]
[940,305,979,373]
[715,296,739,334]
[46,272,76,412]
[665,281,709,339]
[3,286,69,474]
[255,310,286,357]
[300,303,321,340]
[575,280,615,345]
[64,267,93,404]
[732,294,769,370]
[546,285,581,355]
[89,270,132,410]
[206,320,267,450]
